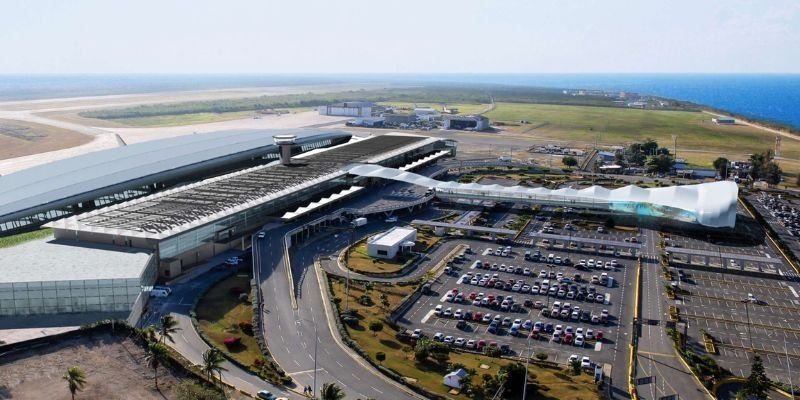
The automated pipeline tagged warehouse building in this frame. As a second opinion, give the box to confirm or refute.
[367,226,417,259]
[318,101,374,117]
[443,115,489,131]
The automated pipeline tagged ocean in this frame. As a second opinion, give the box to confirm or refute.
[0,73,798,129]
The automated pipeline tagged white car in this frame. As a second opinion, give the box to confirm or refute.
[454,337,466,347]
[411,329,422,339]
[434,305,443,316]
[581,356,592,369]
[444,335,455,344]
[575,335,585,347]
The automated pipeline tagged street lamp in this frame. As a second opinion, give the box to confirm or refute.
[741,299,753,350]
[522,332,533,399]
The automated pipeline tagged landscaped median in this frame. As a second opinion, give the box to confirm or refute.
[343,230,441,276]
[194,271,290,385]
[324,274,600,400]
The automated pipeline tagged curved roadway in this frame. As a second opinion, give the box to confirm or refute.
[257,224,422,399]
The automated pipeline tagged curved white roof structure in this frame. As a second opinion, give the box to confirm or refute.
[343,164,739,228]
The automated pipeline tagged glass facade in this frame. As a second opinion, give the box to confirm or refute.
[0,254,157,316]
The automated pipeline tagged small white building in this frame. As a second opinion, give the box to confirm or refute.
[443,368,469,389]
[712,117,736,125]
[367,226,417,259]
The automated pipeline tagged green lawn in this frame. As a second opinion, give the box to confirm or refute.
[331,279,599,400]
[195,273,284,382]
[486,103,800,173]
[0,228,52,248]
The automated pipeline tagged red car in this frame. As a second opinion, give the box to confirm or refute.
[595,331,604,341]
[477,339,487,350]
[452,288,459,294]
[469,292,477,300]
[563,333,574,344]
[473,312,483,322]
[529,328,540,339]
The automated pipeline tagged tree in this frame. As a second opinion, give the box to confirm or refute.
[368,320,384,336]
[414,338,431,361]
[159,314,181,344]
[320,382,346,400]
[749,151,771,179]
[604,217,616,229]
[561,156,578,168]
[429,342,451,364]
[656,147,671,156]
[641,138,659,155]
[375,352,386,364]
[644,154,674,174]
[141,325,158,343]
[201,348,227,386]
[739,355,770,400]
[499,363,528,398]
[63,366,87,400]
[765,162,782,185]
[713,157,729,176]
[570,358,582,375]
[379,293,389,310]
[146,342,169,389]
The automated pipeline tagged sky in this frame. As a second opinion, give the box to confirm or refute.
[1,0,799,74]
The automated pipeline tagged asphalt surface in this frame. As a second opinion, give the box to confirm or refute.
[141,255,301,399]
[257,224,420,399]
[634,228,707,400]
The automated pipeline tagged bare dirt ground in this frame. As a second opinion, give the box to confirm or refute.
[0,331,185,400]
[0,119,91,161]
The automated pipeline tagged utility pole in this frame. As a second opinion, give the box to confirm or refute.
[671,134,678,159]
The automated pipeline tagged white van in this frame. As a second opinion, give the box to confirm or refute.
[150,288,171,298]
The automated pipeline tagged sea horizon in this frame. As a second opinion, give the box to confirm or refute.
[1,73,798,129]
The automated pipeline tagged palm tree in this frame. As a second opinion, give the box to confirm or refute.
[141,325,158,343]
[146,342,169,389]
[201,348,228,385]
[320,382,346,400]
[63,366,87,400]
[158,314,181,344]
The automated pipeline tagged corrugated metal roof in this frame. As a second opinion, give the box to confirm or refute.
[0,128,349,223]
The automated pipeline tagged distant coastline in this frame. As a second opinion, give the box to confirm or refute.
[0,73,798,131]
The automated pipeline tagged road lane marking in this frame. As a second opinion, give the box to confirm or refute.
[790,286,799,298]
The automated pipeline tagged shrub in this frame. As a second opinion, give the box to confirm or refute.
[535,352,549,361]
[223,336,241,348]
[253,358,265,367]
[238,321,254,335]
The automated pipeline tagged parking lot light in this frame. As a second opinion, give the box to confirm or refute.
[741,299,753,351]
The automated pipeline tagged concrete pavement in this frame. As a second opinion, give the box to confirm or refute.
[635,228,708,400]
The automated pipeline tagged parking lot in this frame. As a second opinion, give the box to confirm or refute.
[399,238,634,369]
[674,266,800,383]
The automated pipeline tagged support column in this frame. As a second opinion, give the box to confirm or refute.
[704,255,709,265]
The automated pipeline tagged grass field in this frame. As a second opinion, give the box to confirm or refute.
[0,228,52,248]
[331,278,598,400]
[196,274,262,367]
[486,103,800,174]
[346,231,440,274]
[377,102,489,115]
[106,107,315,127]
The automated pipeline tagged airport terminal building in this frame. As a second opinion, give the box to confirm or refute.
[0,129,456,317]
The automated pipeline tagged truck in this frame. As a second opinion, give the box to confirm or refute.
[351,217,367,227]
[498,155,512,162]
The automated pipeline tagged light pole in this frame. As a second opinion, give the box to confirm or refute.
[313,321,318,399]
[785,334,795,397]
[522,333,533,399]
[741,299,753,350]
